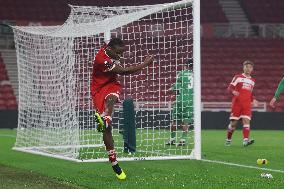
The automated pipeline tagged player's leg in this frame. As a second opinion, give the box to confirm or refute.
[166,122,177,145]
[177,122,189,146]
[226,101,241,146]
[166,102,178,145]
[241,110,254,147]
[92,84,125,179]
[225,119,238,146]
[103,94,117,150]
[177,104,192,146]
[92,92,117,145]
[103,94,126,179]
[92,91,108,132]
[93,82,120,132]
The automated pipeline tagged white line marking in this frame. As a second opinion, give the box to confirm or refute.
[0,134,16,138]
[201,159,284,174]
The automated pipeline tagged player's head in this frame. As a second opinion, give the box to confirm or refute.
[106,38,125,60]
[243,60,254,75]
[183,59,193,70]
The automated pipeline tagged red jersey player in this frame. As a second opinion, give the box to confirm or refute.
[91,38,154,180]
[225,60,258,147]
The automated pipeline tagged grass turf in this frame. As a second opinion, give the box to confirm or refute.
[0,164,84,189]
[0,129,283,189]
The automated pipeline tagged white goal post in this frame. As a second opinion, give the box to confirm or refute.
[12,0,201,162]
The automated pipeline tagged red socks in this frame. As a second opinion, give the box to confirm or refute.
[227,125,235,140]
[108,149,118,165]
[103,115,112,128]
[242,125,250,140]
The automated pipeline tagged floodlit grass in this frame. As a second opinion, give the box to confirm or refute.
[0,129,283,189]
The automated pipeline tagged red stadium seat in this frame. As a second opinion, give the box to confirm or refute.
[6,99,18,110]
[0,0,228,23]
[0,99,6,110]
[240,0,284,23]
[0,55,17,109]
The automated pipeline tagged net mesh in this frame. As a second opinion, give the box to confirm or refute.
[13,0,196,161]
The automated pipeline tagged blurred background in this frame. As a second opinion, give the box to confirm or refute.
[0,0,284,129]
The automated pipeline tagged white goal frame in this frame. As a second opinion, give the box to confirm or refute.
[12,0,201,162]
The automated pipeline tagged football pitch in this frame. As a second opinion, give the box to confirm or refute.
[0,129,283,189]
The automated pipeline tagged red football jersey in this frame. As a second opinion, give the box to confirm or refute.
[91,46,120,93]
[228,74,255,103]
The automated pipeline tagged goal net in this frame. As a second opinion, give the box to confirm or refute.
[13,0,201,162]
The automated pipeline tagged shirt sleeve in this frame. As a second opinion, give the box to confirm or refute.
[228,76,237,92]
[274,77,284,100]
[229,76,238,86]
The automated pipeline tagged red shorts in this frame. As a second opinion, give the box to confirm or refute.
[230,100,252,120]
[91,82,121,114]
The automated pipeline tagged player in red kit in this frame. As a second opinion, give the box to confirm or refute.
[91,38,154,180]
[225,60,258,147]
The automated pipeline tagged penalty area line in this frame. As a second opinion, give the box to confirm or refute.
[201,159,284,174]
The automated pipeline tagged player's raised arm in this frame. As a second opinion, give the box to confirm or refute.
[109,55,154,75]
[102,38,154,75]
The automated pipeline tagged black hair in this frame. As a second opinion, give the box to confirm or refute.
[187,59,193,65]
[107,38,124,48]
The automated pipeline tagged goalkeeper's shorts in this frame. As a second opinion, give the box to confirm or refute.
[171,101,193,124]
[91,82,121,114]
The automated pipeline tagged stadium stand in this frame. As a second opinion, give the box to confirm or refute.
[240,0,284,23]
[0,0,227,23]
[0,53,17,110]
[0,0,185,22]
[202,38,284,111]
[201,0,228,23]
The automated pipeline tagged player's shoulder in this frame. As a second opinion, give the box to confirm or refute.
[179,70,192,75]
[95,47,111,63]
[186,70,193,74]
[96,46,107,58]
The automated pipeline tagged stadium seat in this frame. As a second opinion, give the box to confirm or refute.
[240,0,284,23]
[0,0,228,23]
[201,0,228,23]
[6,99,18,110]
[0,99,6,109]
[0,55,17,110]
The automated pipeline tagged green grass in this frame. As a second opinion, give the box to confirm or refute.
[0,129,284,189]
[0,164,83,189]
[78,129,194,159]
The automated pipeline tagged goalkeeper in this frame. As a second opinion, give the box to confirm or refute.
[166,60,193,146]
[270,77,284,108]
